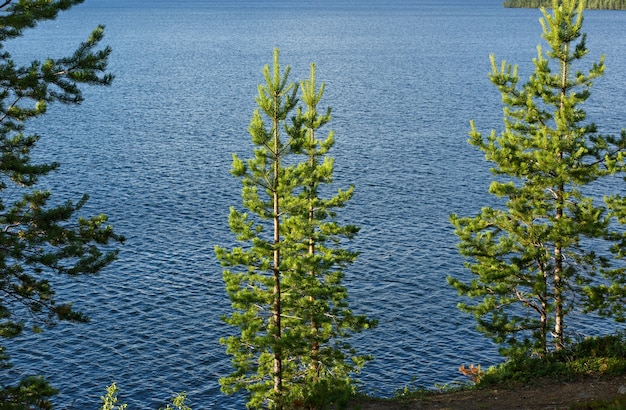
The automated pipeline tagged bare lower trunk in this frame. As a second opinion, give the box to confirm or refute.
[540,275,548,356]
[553,181,565,352]
[553,41,569,353]
[554,243,564,351]
[273,259,282,401]
[273,217,281,397]
[309,224,319,380]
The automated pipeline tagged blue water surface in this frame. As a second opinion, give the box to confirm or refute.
[2,0,626,408]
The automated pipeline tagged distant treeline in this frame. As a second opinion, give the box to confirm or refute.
[503,0,626,9]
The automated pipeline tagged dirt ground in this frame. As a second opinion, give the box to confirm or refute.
[353,374,626,410]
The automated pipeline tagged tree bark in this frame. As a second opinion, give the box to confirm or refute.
[272,96,283,407]
[308,130,320,381]
[553,41,569,352]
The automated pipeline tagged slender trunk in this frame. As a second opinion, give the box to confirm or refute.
[272,100,283,406]
[273,191,282,402]
[308,130,320,381]
[540,268,548,356]
[553,237,564,351]
[553,42,569,352]
[309,217,319,379]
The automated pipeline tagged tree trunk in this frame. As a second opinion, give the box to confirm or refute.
[308,133,320,381]
[541,267,548,356]
[272,100,283,407]
[554,240,564,351]
[553,41,569,352]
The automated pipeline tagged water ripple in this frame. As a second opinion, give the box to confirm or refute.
[3,1,626,408]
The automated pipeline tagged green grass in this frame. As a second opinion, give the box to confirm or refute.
[479,331,626,386]
[570,395,626,410]
[385,330,626,404]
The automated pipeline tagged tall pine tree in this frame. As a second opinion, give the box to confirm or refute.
[0,0,123,406]
[282,63,376,407]
[449,0,626,359]
[216,49,303,409]
[216,52,375,409]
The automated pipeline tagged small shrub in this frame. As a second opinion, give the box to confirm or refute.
[100,383,127,410]
[478,332,626,387]
[458,364,484,384]
[99,384,191,410]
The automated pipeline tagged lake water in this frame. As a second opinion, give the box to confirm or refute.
[3,0,626,408]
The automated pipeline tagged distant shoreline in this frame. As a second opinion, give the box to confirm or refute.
[503,0,626,9]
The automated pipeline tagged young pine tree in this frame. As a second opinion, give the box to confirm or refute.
[0,0,124,406]
[216,53,375,409]
[215,49,304,409]
[281,64,376,407]
[449,0,626,359]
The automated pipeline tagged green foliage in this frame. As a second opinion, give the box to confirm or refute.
[0,0,123,406]
[216,48,303,410]
[597,193,626,322]
[100,383,127,410]
[284,377,356,410]
[387,333,626,408]
[285,62,376,391]
[216,50,375,409]
[479,331,626,386]
[391,377,470,402]
[571,395,626,410]
[503,0,626,9]
[450,0,626,359]
[0,375,58,410]
[161,392,192,410]
[99,384,192,410]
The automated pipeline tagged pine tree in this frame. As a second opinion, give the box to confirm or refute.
[0,0,123,406]
[284,63,376,407]
[216,49,303,409]
[449,0,626,359]
[216,52,375,409]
